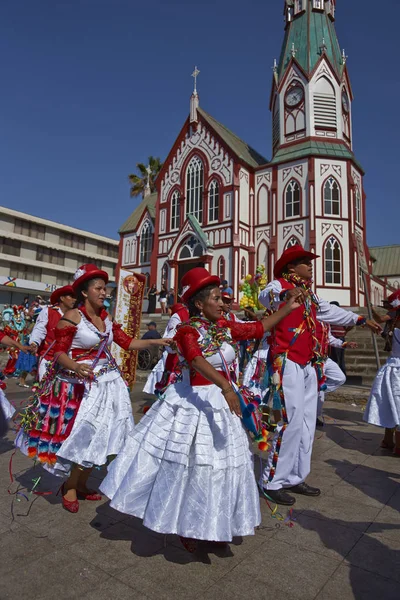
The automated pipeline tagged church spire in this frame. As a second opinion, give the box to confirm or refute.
[280,0,341,81]
[190,66,200,123]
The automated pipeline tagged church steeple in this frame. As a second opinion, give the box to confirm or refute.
[280,0,342,81]
[271,0,352,154]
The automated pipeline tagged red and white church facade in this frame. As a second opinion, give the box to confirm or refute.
[118,0,389,308]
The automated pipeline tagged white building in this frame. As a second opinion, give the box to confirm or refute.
[0,206,119,307]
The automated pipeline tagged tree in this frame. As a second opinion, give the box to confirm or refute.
[128,156,163,198]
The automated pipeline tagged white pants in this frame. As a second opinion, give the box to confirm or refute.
[262,360,318,490]
[317,358,346,416]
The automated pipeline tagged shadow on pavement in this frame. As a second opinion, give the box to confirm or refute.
[296,509,400,600]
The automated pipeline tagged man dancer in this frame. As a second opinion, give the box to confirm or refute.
[259,245,380,505]
[29,285,75,380]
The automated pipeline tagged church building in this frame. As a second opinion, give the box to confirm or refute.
[118,0,389,308]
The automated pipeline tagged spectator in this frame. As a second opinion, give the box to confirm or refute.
[221,280,233,296]
[23,296,29,310]
[329,301,354,375]
[147,284,157,314]
[167,288,175,312]
[158,284,168,314]
[141,322,161,340]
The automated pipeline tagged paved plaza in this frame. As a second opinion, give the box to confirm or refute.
[0,379,399,600]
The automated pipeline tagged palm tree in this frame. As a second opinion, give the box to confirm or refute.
[128,156,163,198]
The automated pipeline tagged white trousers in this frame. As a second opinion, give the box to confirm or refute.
[317,358,346,416]
[262,360,318,490]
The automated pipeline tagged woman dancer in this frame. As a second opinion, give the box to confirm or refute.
[364,290,400,454]
[143,303,189,395]
[100,267,302,551]
[16,264,170,513]
[0,331,30,425]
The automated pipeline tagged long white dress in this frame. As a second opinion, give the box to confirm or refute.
[0,388,15,421]
[100,323,261,542]
[242,334,270,397]
[364,327,400,429]
[16,312,135,476]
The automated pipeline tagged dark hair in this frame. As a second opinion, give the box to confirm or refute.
[330,301,340,307]
[187,284,218,318]
[75,277,106,306]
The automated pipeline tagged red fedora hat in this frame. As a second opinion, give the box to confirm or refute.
[388,290,400,308]
[180,267,220,303]
[72,264,109,292]
[274,245,319,278]
[50,285,74,305]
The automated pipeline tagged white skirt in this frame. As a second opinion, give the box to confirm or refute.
[242,348,269,397]
[364,356,400,429]
[0,388,15,421]
[16,368,135,477]
[100,381,261,541]
[143,354,166,395]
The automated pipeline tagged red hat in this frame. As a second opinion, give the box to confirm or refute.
[387,290,400,308]
[274,244,319,278]
[50,285,74,305]
[221,291,234,301]
[72,264,109,291]
[180,267,220,303]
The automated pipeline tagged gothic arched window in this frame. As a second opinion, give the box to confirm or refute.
[324,177,341,216]
[355,188,362,225]
[324,237,342,285]
[161,262,168,287]
[241,257,246,280]
[140,222,153,264]
[285,180,301,218]
[186,156,204,223]
[285,236,301,250]
[178,236,203,260]
[124,240,131,265]
[208,180,219,223]
[218,256,225,281]
[171,191,180,231]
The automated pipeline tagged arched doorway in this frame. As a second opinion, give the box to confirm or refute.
[176,235,206,284]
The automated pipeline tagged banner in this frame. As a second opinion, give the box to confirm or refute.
[112,270,146,388]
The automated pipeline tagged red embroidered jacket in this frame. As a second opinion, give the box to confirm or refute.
[268,278,317,366]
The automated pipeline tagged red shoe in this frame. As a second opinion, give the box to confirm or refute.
[77,489,102,501]
[58,484,79,513]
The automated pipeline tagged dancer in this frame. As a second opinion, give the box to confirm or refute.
[258,245,381,505]
[315,320,357,426]
[15,315,38,388]
[143,303,189,395]
[16,264,170,513]
[364,290,400,454]
[0,331,30,425]
[100,267,303,552]
[29,285,76,380]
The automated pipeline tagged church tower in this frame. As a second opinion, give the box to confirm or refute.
[254,0,369,306]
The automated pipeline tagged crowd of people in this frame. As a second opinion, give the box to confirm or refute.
[0,245,398,555]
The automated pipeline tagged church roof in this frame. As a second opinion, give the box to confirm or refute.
[119,192,157,234]
[370,245,400,278]
[269,139,363,172]
[279,2,343,81]
[198,108,268,168]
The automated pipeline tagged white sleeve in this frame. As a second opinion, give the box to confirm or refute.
[317,298,360,327]
[329,332,344,348]
[29,307,49,346]
[163,313,181,338]
[258,280,283,311]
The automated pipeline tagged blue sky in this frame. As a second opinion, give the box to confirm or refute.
[0,0,398,246]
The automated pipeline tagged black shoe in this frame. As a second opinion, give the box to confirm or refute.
[316,417,324,428]
[288,482,321,496]
[263,488,296,506]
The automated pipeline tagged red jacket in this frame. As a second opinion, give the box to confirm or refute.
[269,278,317,366]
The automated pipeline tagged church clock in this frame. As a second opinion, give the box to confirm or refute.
[285,85,304,108]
